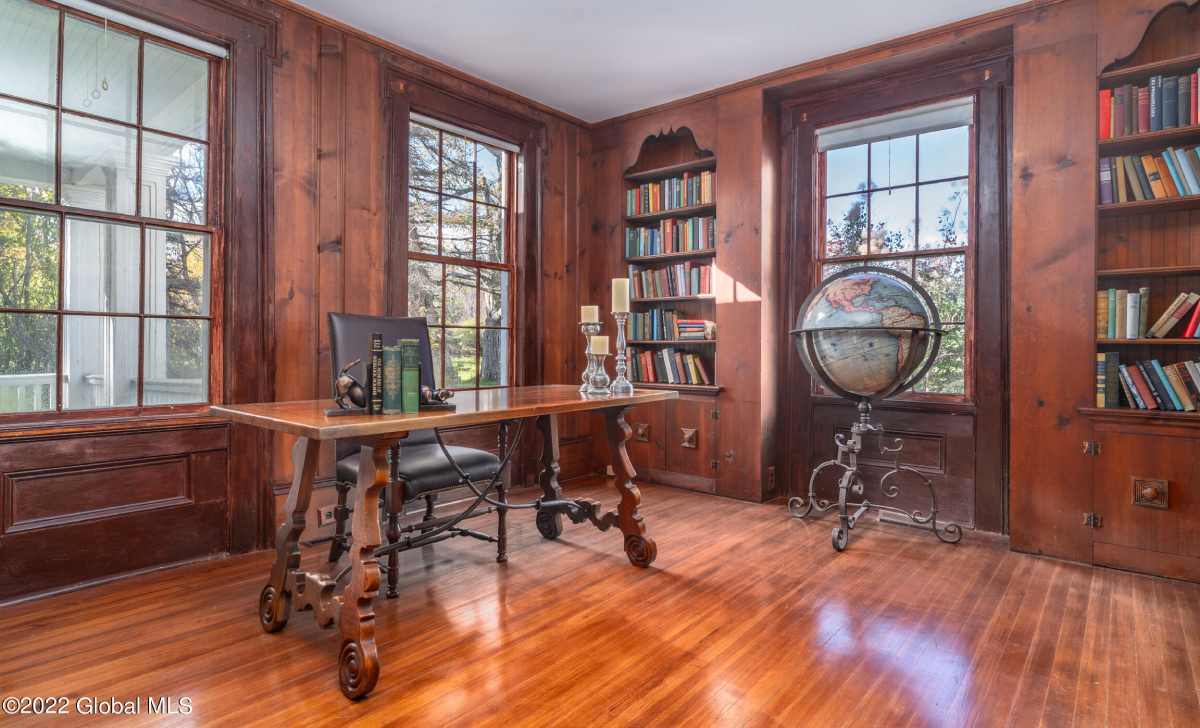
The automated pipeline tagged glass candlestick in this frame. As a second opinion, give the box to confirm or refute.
[579,321,602,393]
[611,311,633,395]
[586,352,611,396]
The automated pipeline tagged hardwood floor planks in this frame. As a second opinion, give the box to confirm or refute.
[1,479,1199,726]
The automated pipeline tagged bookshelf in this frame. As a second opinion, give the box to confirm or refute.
[623,143,719,395]
[1092,42,1200,421]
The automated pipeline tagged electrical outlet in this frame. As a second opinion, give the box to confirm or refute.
[317,505,335,527]
[767,465,776,494]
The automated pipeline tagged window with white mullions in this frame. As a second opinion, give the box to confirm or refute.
[406,116,514,390]
[817,97,974,396]
[0,0,218,416]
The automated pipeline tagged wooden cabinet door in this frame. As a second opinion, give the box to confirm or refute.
[1092,423,1200,581]
[625,400,667,474]
[665,396,718,480]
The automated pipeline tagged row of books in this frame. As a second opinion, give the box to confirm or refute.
[1095,352,1200,412]
[629,262,712,299]
[1097,289,1200,339]
[626,309,716,341]
[628,347,712,386]
[1098,73,1199,140]
[1099,148,1200,203]
[367,335,421,415]
[625,216,716,257]
[626,170,715,216]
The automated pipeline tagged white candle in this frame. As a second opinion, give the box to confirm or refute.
[612,278,630,312]
[581,305,599,323]
[589,335,609,355]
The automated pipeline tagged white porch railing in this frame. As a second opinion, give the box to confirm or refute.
[0,373,54,412]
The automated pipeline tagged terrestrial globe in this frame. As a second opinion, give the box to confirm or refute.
[791,266,943,402]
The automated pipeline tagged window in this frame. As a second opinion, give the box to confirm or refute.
[0,0,216,415]
[406,116,514,390]
[817,98,973,396]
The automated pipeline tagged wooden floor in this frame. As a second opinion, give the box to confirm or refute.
[3,478,1200,727]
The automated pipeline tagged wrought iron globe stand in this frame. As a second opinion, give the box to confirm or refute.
[788,267,963,552]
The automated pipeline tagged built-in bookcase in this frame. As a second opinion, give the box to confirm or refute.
[622,136,720,395]
[1090,42,1200,419]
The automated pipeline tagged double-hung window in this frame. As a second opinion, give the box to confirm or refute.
[0,0,218,415]
[817,97,974,396]
[406,115,515,390]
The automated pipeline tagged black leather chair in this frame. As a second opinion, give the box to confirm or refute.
[327,313,505,597]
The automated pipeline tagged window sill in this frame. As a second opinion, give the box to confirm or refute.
[0,408,224,441]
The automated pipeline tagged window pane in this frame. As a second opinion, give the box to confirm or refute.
[479,328,508,387]
[913,323,964,395]
[143,317,208,404]
[145,228,210,316]
[918,126,969,182]
[64,217,139,313]
[0,98,55,202]
[824,193,866,258]
[476,203,505,263]
[61,114,137,214]
[141,132,207,224]
[825,144,867,196]
[143,42,209,140]
[0,208,58,309]
[62,314,138,409]
[869,135,915,189]
[0,312,56,412]
[918,179,969,249]
[0,0,59,104]
[62,16,139,124]
[868,186,915,255]
[915,254,966,323]
[442,133,473,198]
[475,142,505,205]
[445,265,477,325]
[480,268,509,327]
[444,327,476,388]
[408,188,437,254]
[407,260,442,324]
[440,195,472,258]
[409,122,439,191]
[429,327,442,388]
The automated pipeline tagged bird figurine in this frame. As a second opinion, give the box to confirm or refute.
[334,359,367,410]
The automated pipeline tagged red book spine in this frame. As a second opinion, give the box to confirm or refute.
[1193,72,1198,125]
[1099,89,1113,139]
[1139,87,1151,133]
[1127,365,1159,409]
[1185,299,1200,338]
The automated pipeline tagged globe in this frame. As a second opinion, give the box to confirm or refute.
[791,266,942,401]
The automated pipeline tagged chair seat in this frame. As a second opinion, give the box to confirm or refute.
[336,442,502,499]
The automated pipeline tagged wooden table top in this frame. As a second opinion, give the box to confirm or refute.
[209,384,677,439]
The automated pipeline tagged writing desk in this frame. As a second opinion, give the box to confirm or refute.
[211,384,677,699]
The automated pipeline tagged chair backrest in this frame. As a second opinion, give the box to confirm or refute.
[328,313,438,459]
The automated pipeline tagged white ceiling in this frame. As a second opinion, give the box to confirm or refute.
[295,0,1025,123]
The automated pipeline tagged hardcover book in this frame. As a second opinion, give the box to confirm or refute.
[368,332,384,415]
[382,345,403,415]
[400,338,421,414]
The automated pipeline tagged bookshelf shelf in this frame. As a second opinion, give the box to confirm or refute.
[1098,196,1200,216]
[633,382,722,396]
[1097,338,1200,345]
[1079,406,1200,422]
[625,248,716,264]
[632,294,716,304]
[629,339,716,345]
[624,203,716,224]
[1098,264,1200,277]
[1099,50,1200,86]
[1099,124,1200,153]
[623,157,716,183]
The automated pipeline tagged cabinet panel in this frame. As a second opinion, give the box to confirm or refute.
[625,400,667,474]
[666,396,717,478]
[1093,427,1200,560]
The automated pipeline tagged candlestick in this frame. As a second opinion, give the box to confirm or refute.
[589,335,609,355]
[611,311,633,395]
[578,321,602,393]
[611,278,630,313]
[586,352,611,396]
[581,305,599,323]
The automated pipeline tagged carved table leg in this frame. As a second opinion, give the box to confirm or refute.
[260,437,320,633]
[535,414,564,540]
[605,407,657,567]
[338,441,389,700]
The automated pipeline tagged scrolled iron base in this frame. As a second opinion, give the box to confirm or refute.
[788,401,962,551]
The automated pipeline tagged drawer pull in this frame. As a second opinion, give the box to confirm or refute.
[1132,477,1168,509]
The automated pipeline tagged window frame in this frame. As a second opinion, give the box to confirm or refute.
[0,0,223,422]
[404,116,517,391]
[813,95,978,402]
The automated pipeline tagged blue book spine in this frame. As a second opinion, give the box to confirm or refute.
[1107,288,1117,339]
[1151,76,1162,131]
[1151,359,1184,410]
